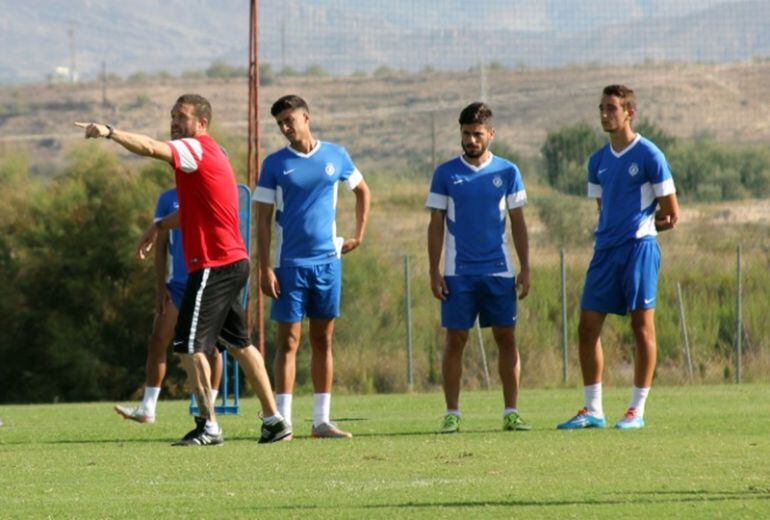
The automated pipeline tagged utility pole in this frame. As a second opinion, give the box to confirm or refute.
[100,61,109,120]
[248,0,264,354]
[479,58,487,102]
[68,23,77,84]
[281,18,287,72]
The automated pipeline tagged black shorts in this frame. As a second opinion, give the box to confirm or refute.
[173,259,251,355]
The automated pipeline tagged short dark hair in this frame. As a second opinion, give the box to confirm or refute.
[175,94,212,122]
[271,94,310,117]
[602,84,636,111]
[458,102,493,126]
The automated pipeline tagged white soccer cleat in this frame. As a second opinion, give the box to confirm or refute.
[311,422,352,439]
[114,405,155,424]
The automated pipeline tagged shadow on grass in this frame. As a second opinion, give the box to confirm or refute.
[234,489,770,512]
[1,426,550,446]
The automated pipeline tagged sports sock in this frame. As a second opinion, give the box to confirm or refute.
[445,409,461,417]
[502,407,518,417]
[583,383,604,417]
[629,386,650,416]
[276,393,293,426]
[262,414,284,426]
[210,389,219,409]
[204,419,221,435]
[141,386,161,415]
[313,393,331,427]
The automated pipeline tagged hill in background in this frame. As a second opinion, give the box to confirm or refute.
[0,0,767,83]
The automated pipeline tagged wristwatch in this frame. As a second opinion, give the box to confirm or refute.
[105,124,114,139]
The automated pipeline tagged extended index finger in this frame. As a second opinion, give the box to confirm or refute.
[74,122,90,128]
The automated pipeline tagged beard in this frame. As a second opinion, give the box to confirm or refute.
[462,143,486,158]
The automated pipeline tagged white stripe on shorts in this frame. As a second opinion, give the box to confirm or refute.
[187,268,211,354]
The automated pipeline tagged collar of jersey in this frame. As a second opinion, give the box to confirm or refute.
[609,133,641,159]
[286,140,322,158]
[459,153,494,172]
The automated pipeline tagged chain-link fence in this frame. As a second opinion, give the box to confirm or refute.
[250,0,770,392]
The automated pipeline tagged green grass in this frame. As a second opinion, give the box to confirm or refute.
[2,386,769,518]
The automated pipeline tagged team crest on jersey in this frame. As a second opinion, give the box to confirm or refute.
[629,163,639,176]
[492,176,503,187]
[325,163,336,176]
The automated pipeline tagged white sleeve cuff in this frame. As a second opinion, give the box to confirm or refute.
[587,182,602,198]
[425,192,448,210]
[653,178,676,197]
[506,190,527,209]
[345,169,363,190]
[253,186,276,204]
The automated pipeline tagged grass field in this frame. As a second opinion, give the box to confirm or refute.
[1,385,769,518]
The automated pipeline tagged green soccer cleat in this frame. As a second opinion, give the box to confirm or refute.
[439,413,461,434]
[502,411,532,431]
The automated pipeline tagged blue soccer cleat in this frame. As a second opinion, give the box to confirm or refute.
[614,408,645,430]
[556,408,607,430]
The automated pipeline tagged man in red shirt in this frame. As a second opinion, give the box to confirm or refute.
[76,94,291,446]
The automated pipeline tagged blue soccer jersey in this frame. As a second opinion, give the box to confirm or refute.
[253,141,363,267]
[587,135,676,250]
[426,154,527,277]
[154,188,188,286]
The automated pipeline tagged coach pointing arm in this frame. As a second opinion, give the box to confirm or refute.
[73,122,174,163]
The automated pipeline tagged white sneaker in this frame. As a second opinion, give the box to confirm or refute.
[114,405,155,424]
[311,422,352,439]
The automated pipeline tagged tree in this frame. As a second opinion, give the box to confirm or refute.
[541,123,602,195]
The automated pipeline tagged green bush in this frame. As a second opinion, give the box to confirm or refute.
[541,123,602,195]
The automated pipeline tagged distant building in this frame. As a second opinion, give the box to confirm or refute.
[47,66,78,84]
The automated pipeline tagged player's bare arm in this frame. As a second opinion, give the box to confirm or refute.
[136,211,180,260]
[655,193,679,232]
[153,228,172,316]
[74,122,174,164]
[509,207,530,300]
[341,179,371,254]
[255,201,280,298]
[427,209,448,300]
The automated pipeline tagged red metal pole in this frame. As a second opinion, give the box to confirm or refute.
[248,0,264,355]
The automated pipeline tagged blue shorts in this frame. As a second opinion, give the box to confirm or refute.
[581,239,661,316]
[442,275,517,330]
[271,260,342,323]
[167,281,187,310]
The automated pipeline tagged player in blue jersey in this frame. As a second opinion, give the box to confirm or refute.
[254,95,371,438]
[114,188,223,423]
[426,102,531,434]
[557,85,679,431]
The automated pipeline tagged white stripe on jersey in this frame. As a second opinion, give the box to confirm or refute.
[444,227,457,276]
[253,186,277,204]
[187,268,210,354]
[275,223,284,267]
[640,182,655,210]
[346,169,363,190]
[276,186,284,212]
[587,182,602,198]
[506,189,527,209]
[635,213,657,239]
[170,138,203,173]
[447,198,455,222]
[653,178,676,197]
[332,183,341,258]
[426,192,449,210]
